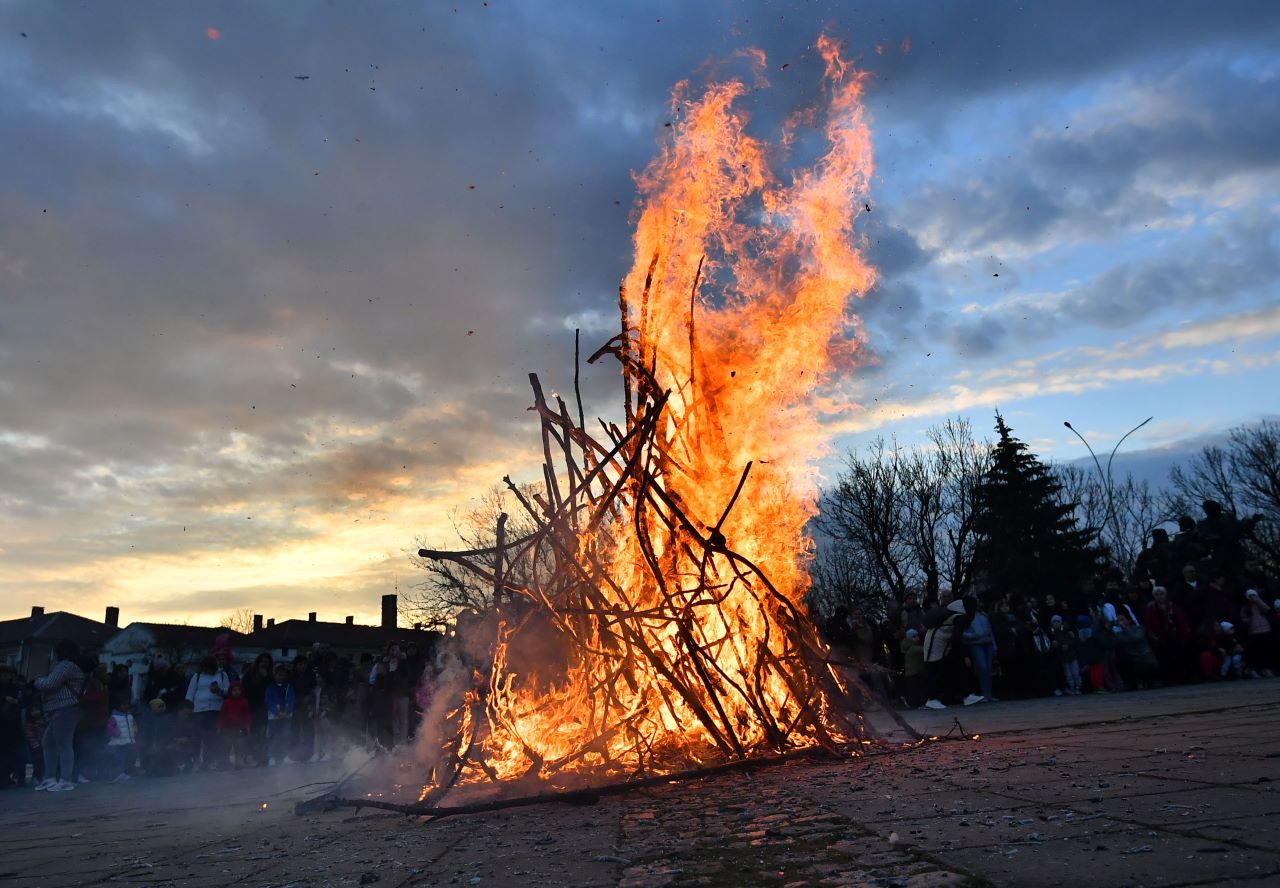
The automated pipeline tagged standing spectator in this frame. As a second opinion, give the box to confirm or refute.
[0,665,26,788]
[1135,528,1176,587]
[375,642,412,748]
[76,662,110,783]
[961,597,997,705]
[104,701,139,783]
[217,681,252,768]
[921,599,967,710]
[212,637,240,681]
[186,655,229,769]
[289,655,316,761]
[242,653,274,766]
[1144,586,1192,684]
[23,702,47,786]
[1176,563,1207,629]
[899,591,925,634]
[264,664,296,765]
[168,700,200,773]
[850,614,889,704]
[139,698,170,776]
[1116,611,1160,689]
[144,659,186,713]
[32,639,85,792]
[108,663,133,711]
[1172,516,1207,571]
[351,653,373,745]
[1050,615,1081,695]
[369,649,394,749]
[991,599,1021,698]
[899,629,925,708]
[1240,590,1275,677]
[1146,588,1192,685]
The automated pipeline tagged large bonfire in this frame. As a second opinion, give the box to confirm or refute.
[409,36,905,808]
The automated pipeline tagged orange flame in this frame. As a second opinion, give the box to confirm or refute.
[419,35,876,787]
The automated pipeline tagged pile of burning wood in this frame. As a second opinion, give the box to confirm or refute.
[315,35,927,818]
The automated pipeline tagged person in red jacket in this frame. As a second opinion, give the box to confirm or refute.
[1144,585,1192,684]
[216,681,252,768]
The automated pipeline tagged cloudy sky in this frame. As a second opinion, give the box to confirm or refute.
[2,1,1277,627]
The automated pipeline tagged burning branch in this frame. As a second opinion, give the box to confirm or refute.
[392,34,914,809]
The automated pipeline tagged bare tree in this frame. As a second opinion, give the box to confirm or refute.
[1054,465,1170,573]
[219,608,256,635]
[1168,420,1280,561]
[405,483,547,631]
[812,417,990,619]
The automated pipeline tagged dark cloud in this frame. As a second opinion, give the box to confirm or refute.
[0,0,1276,620]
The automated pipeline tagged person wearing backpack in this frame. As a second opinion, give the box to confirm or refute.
[32,639,86,792]
[185,656,229,770]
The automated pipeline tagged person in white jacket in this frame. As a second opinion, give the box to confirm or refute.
[186,656,228,769]
[105,703,139,783]
[921,599,968,710]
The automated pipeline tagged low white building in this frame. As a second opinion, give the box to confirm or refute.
[100,623,248,701]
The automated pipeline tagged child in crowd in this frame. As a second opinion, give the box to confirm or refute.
[140,698,170,775]
[105,702,139,783]
[24,703,47,785]
[1218,622,1245,679]
[264,665,296,766]
[170,700,200,773]
[1051,615,1081,695]
[899,628,925,708]
[217,681,252,767]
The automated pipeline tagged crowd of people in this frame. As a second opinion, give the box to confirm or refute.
[0,635,456,793]
[826,504,1278,711]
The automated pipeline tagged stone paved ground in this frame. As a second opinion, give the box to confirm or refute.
[3,680,1279,887]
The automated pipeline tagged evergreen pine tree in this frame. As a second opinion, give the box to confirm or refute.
[971,413,1099,603]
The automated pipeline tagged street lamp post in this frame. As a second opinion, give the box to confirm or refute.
[1062,416,1153,561]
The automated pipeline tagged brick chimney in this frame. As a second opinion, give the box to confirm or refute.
[104,606,119,628]
[308,612,317,623]
[345,615,354,625]
[253,614,263,633]
[31,605,45,619]
[381,594,397,630]
[267,618,275,628]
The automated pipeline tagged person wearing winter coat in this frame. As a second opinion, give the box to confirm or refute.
[1115,612,1160,688]
[217,681,253,767]
[105,702,139,783]
[264,665,296,765]
[899,630,926,708]
[185,656,229,769]
[921,598,968,710]
[32,639,85,792]
[1240,590,1275,677]
[1050,615,1081,695]
[242,653,274,766]
[961,598,997,705]
[1144,586,1192,684]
